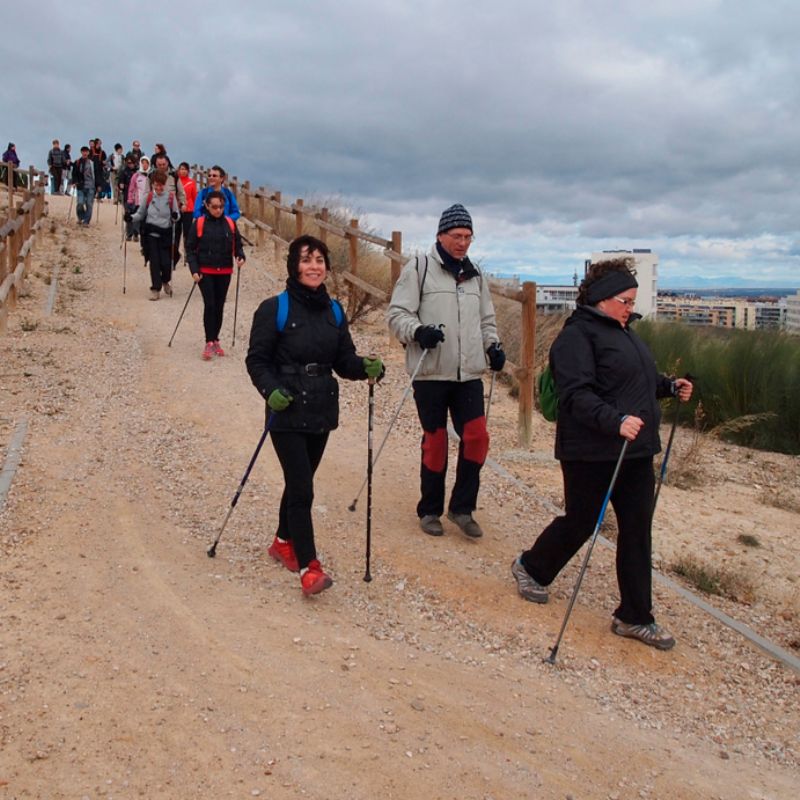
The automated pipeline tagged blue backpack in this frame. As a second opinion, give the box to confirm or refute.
[276,290,344,332]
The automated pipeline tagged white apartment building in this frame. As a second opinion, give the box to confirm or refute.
[785,291,800,334]
[591,249,658,318]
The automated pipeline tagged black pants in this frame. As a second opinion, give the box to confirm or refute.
[50,168,62,193]
[270,431,329,570]
[175,211,193,256]
[198,273,231,342]
[143,227,173,291]
[412,379,488,518]
[521,455,656,625]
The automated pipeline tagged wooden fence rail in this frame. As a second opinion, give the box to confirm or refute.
[193,166,537,444]
[0,162,48,334]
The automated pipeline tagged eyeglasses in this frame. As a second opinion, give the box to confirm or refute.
[207,203,224,209]
[446,233,473,243]
[611,296,636,308]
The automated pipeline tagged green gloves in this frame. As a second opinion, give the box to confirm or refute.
[267,388,293,411]
[363,357,384,380]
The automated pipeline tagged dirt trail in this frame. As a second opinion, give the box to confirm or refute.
[0,196,797,799]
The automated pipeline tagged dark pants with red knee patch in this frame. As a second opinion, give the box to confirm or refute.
[412,379,488,519]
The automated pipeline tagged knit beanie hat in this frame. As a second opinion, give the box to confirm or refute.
[437,204,473,235]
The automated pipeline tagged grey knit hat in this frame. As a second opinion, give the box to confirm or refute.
[437,204,473,235]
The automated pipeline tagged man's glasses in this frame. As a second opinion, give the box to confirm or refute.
[446,233,473,243]
[207,203,224,210]
[612,296,636,308]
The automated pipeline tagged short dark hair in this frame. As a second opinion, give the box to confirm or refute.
[80,146,90,153]
[287,235,330,278]
[178,161,190,171]
[577,258,637,305]
[151,171,167,186]
[209,165,226,178]
[204,190,225,206]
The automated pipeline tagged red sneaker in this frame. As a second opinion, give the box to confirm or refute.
[300,559,333,596]
[268,536,299,572]
[202,342,214,361]
[212,340,225,357]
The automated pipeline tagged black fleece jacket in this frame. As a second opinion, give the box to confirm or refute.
[551,305,674,462]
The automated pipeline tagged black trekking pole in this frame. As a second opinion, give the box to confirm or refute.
[207,414,275,558]
[167,282,197,347]
[232,264,241,347]
[348,348,428,512]
[652,401,680,516]
[363,373,376,582]
[485,371,497,426]
[545,439,630,665]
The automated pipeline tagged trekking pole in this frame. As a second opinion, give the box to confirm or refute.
[122,237,127,295]
[167,282,197,347]
[95,191,100,224]
[348,349,428,512]
[115,194,119,225]
[66,189,73,221]
[545,439,629,665]
[232,263,241,347]
[207,414,275,557]
[363,373,376,582]
[652,401,680,516]
[485,371,497,426]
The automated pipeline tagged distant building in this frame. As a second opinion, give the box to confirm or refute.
[657,295,787,330]
[591,249,658,318]
[785,291,800,334]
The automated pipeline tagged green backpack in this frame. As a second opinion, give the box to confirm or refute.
[537,365,559,422]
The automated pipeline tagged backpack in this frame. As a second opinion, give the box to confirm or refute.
[276,290,344,332]
[537,365,559,422]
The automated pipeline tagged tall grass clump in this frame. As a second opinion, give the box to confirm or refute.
[636,319,800,454]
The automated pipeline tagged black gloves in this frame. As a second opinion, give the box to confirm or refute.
[171,212,180,222]
[123,211,132,222]
[414,325,445,349]
[487,342,506,371]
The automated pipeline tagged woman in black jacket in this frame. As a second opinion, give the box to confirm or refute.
[511,258,692,650]
[246,235,384,596]
[186,190,245,359]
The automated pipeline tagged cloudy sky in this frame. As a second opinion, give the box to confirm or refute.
[6,0,800,286]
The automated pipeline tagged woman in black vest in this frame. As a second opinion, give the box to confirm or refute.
[246,235,383,596]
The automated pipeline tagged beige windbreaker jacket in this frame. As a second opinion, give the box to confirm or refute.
[387,246,499,382]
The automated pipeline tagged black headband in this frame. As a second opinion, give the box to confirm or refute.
[584,270,638,305]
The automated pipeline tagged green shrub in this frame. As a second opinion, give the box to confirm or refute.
[636,320,800,454]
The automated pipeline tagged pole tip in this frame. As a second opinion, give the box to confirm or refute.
[347,501,357,512]
[363,574,372,583]
[206,545,217,558]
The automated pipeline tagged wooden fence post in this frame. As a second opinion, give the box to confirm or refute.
[257,188,267,247]
[273,191,282,261]
[518,281,537,446]
[318,208,329,246]
[390,231,402,288]
[295,198,304,239]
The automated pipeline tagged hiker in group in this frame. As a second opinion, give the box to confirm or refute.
[125,156,151,240]
[126,139,143,167]
[185,190,245,358]
[89,138,108,199]
[175,162,197,257]
[2,142,19,167]
[47,139,66,194]
[246,235,384,596]
[387,204,505,540]
[193,165,240,220]
[117,155,139,240]
[126,171,180,300]
[2,143,25,188]
[62,145,73,193]
[150,143,172,169]
[70,146,95,225]
[110,143,125,203]
[510,258,693,651]
[152,154,186,263]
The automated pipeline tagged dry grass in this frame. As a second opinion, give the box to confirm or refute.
[758,487,800,514]
[671,555,756,603]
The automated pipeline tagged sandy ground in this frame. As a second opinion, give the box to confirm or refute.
[0,195,797,799]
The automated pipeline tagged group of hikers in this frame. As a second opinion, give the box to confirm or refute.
[39,133,696,650]
[243,199,694,654]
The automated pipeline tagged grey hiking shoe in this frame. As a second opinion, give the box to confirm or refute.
[611,617,676,651]
[447,511,483,539]
[419,515,444,537]
[511,557,549,603]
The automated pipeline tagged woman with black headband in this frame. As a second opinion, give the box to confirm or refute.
[511,257,692,651]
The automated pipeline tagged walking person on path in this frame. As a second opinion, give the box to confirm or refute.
[62,145,73,193]
[510,257,693,651]
[70,146,95,225]
[193,165,240,220]
[176,162,197,256]
[117,155,138,239]
[126,171,180,300]
[185,190,245,358]
[125,156,151,240]
[387,204,505,540]
[47,139,66,194]
[245,235,384,596]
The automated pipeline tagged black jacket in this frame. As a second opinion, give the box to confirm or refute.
[246,281,368,433]
[551,305,673,462]
[185,213,244,275]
